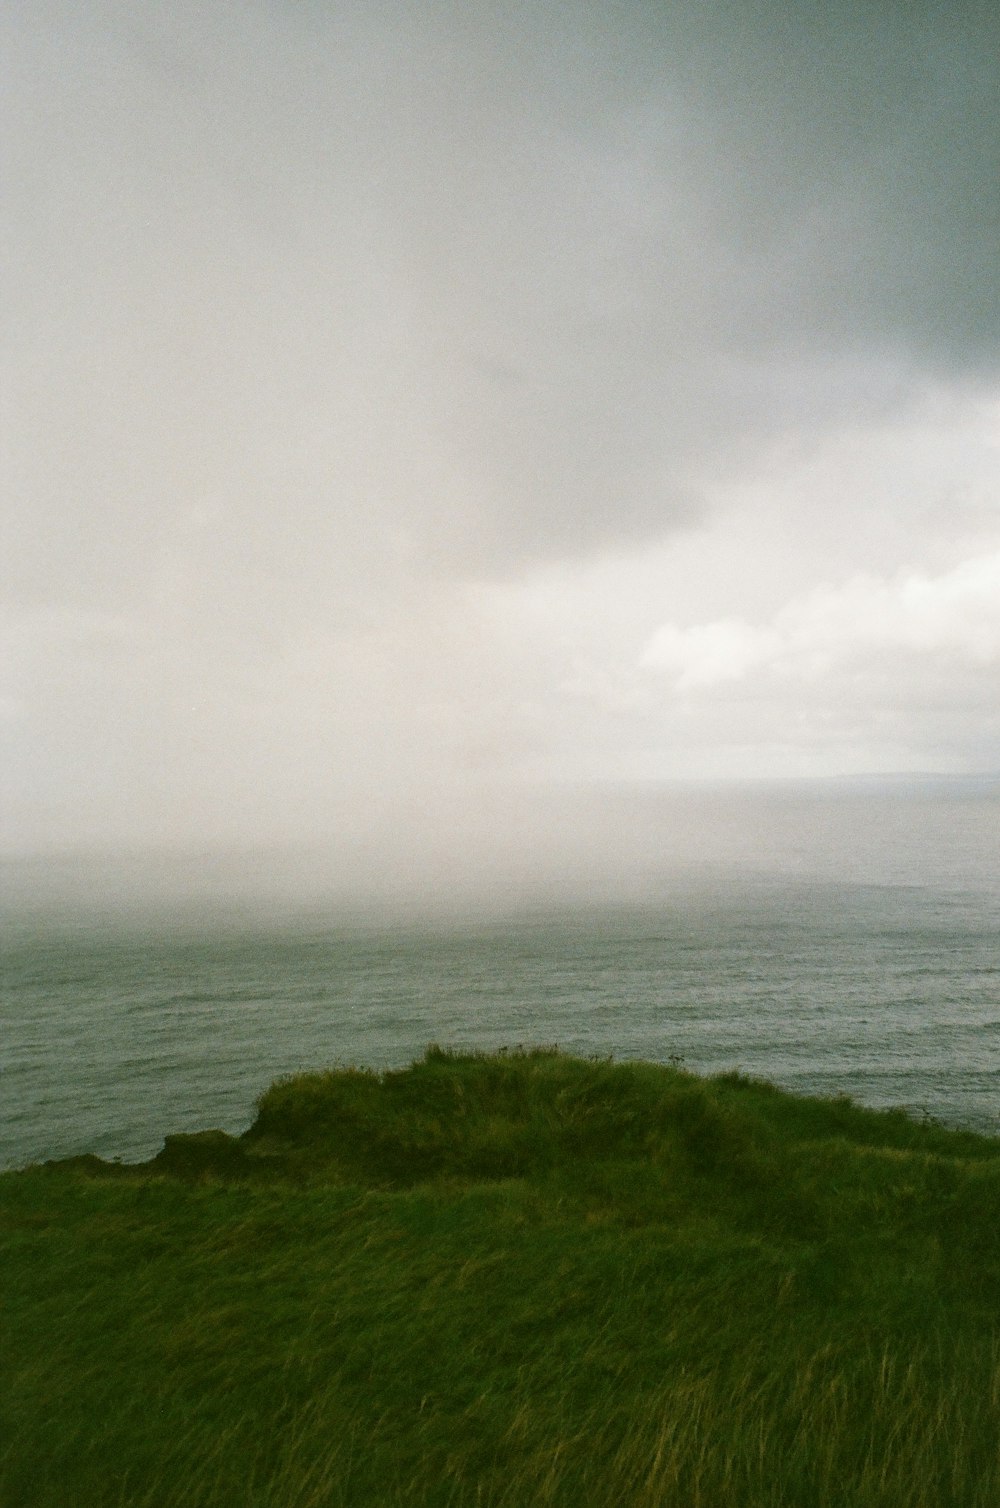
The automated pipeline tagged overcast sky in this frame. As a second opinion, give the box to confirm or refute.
[3,0,999,883]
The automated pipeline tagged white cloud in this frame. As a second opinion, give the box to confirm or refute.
[637,619,780,690]
[640,552,1000,689]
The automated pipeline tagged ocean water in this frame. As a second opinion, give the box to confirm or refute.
[3,862,1000,1170]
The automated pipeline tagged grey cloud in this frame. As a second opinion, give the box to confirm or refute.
[5,0,998,595]
[367,0,1000,563]
[3,1,999,856]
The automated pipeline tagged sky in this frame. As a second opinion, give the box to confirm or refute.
[3,0,1000,896]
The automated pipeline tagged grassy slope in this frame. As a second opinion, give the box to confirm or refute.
[3,1049,1000,1506]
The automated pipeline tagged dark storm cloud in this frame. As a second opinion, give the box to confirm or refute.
[4,0,998,589]
[332,0,1000,562]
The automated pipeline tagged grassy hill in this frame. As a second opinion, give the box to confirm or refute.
[4,1048,1000,1505]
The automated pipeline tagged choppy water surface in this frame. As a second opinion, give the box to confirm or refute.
[3,873,999,1168]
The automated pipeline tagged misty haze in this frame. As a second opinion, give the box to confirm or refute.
[3,0,999,1188]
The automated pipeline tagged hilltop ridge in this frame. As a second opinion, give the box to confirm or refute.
[5,1050,1000,1505]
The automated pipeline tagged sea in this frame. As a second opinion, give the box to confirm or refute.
[3,781,999,1170]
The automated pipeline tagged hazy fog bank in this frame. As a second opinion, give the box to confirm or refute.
[4,776,997,929]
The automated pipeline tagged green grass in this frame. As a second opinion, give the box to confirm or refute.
[3,1048,1000,1505]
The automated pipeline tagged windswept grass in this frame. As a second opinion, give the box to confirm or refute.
[3,1048,1000,1505]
